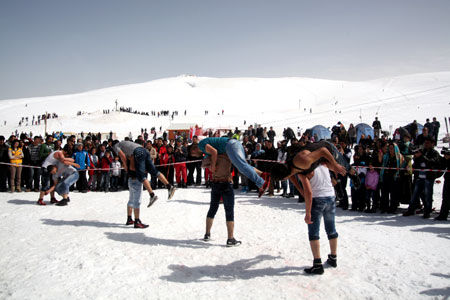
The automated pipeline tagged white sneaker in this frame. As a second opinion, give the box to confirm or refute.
[147,194,159,207]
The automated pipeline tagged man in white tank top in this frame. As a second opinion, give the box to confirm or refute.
[37,145,77,206]
[296,164,339,275]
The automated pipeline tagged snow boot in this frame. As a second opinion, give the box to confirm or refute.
[56,198,68,206]
[326,255,337,268]
[304,259,324,275]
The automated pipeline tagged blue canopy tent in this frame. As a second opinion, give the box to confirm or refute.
[356,123,374,144]
[308,125,331,141]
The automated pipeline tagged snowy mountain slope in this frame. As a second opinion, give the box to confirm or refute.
[1,72,449,139]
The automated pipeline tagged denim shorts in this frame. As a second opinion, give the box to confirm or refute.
[134,147,160,183]
[128,177,142,208]
[308,196,339,241]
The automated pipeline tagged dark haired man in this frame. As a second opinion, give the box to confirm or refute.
[403,136,442,218]
[37,145,77,205]
[112,140,176,207]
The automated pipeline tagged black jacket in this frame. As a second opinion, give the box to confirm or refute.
[0,144,9,163]
[260,146,278,173]
[413,148,441,180]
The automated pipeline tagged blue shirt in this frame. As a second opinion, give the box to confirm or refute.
[198,137,229,155]
[73,150,91,170]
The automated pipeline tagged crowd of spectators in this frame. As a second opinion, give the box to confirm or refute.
[0,116,448,221]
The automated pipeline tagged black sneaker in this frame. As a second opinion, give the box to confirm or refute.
[134,219,149,229]
[326,255,337,268]
[403,210,414,216]
[203,234,211,241]
[147,194,159,207]
[126,218,134,226]
[56,198,68,206]
[168,185,176,200]
[435,215,448,221]
[423,212,431,219]
[226,238,242,247]
[304,264,324,275]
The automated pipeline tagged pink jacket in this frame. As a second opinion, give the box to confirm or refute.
[365,170,379,190]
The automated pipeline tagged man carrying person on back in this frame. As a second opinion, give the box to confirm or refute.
[295,164,339,275]
[112,140,176,208]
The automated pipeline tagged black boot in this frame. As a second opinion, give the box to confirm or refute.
[304,259,324,275]
[56,198,68,206]
[326,254,337,268]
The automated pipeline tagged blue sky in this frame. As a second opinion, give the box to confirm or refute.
[1,0,450,99]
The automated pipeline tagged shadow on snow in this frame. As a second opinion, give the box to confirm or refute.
[105,232,210,249]
[159,254,304,282]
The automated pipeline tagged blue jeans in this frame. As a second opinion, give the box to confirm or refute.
[409,178,434,213]
[100,172,110,190]
[207,182,235,221]
[55,172,79,196]
[127,178,142,208]
[308,196,339,241]
[134,147,161,183]
[325,141,350,171]
[225,139,264,188]
[40,167,53,192]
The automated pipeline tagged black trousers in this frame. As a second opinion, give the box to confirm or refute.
[187,160,202,185]
[76,170,88,192]
[438,179,450,218]
[0,164,8,191]
[381,177,399,212]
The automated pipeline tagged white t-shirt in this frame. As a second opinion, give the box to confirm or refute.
[42,151,60,168]
[309,165,335,198]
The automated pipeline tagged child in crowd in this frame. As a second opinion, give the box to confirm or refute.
[111,156,122,191]
[100,151,113,192]
[365,163,379,213]
[88,147,98,191]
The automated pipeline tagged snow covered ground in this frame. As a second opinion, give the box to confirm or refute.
[0,185,448,300]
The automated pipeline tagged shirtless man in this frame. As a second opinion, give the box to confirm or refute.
[270,141,361,189]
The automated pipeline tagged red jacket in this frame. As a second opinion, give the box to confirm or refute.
[158,146,168,165]
[100,155,113,172]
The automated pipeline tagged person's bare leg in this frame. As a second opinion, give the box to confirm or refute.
[142,179,154,195]
[127,206,133,217]
[206,217,214,235]
[309,240,321,259]
[226,221,234,239]
[157,173,169,186]
[329,238,337,256]
[134,208,140,220]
